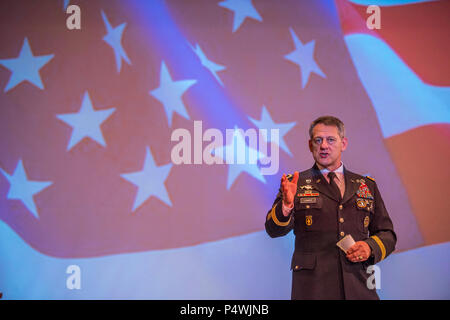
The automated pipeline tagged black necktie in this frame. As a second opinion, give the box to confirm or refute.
[328,172,342,201]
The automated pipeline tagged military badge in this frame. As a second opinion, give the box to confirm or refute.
[298,186,318,197]
[364,216,370,228]
[356,198,367,208]
[305,215,313,226]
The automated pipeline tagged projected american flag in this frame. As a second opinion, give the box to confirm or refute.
[0,0,448,299]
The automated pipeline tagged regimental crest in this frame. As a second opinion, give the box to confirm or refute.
[305,215,313,226]
[364,216,370,228]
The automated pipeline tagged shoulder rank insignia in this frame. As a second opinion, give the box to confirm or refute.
[366,175,375,182]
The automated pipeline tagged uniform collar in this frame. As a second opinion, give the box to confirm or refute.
[318,162,344,176]
[308,163,344,202]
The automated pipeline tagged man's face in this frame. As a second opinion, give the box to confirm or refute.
[309,123,347,170]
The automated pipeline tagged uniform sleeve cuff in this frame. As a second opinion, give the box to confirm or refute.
[270,202,291,226]
[282,202,294,216]
[364,237,385,264]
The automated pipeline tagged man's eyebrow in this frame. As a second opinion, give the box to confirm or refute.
[313,135,337,138]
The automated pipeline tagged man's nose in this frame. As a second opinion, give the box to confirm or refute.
[320,140,329,149]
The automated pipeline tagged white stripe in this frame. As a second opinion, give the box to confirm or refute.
[344,33,450,138]
[0,221,294,299]
[1,220,448,299]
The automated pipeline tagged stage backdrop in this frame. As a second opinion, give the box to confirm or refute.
[0,0,449,299]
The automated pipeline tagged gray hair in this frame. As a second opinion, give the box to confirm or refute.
[309,116,345,139]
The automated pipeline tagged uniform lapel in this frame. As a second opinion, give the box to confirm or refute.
[309,164,340,202]
[342,167,360,205]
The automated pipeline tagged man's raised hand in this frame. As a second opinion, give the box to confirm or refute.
[281,171,299,209]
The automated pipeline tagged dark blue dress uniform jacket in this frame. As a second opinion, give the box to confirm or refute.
[265,164,397,300]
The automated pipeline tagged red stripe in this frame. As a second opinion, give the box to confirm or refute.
[335,0,450,86]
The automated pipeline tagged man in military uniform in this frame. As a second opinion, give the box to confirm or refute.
[265,116,396,300]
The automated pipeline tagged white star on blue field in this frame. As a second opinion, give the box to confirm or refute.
[191,43,226,87]
[249,106,296,156]
[150,61,197,127]
[0,38,54,92]
[284,28,326,89]
[218,0,262,32]
[101,10,131,73]
[56,91,116,151]
[0,160,52,219]
[121,147,173,211]
[213,128,266,190]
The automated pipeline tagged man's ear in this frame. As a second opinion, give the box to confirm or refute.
[308,139,313,152]
[341,137,348,151]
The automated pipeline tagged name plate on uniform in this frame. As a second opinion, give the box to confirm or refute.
[300,197,317,204]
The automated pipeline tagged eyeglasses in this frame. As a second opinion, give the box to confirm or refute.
[312,137,339,146]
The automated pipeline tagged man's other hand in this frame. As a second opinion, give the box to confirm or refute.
[346,241,371,262]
